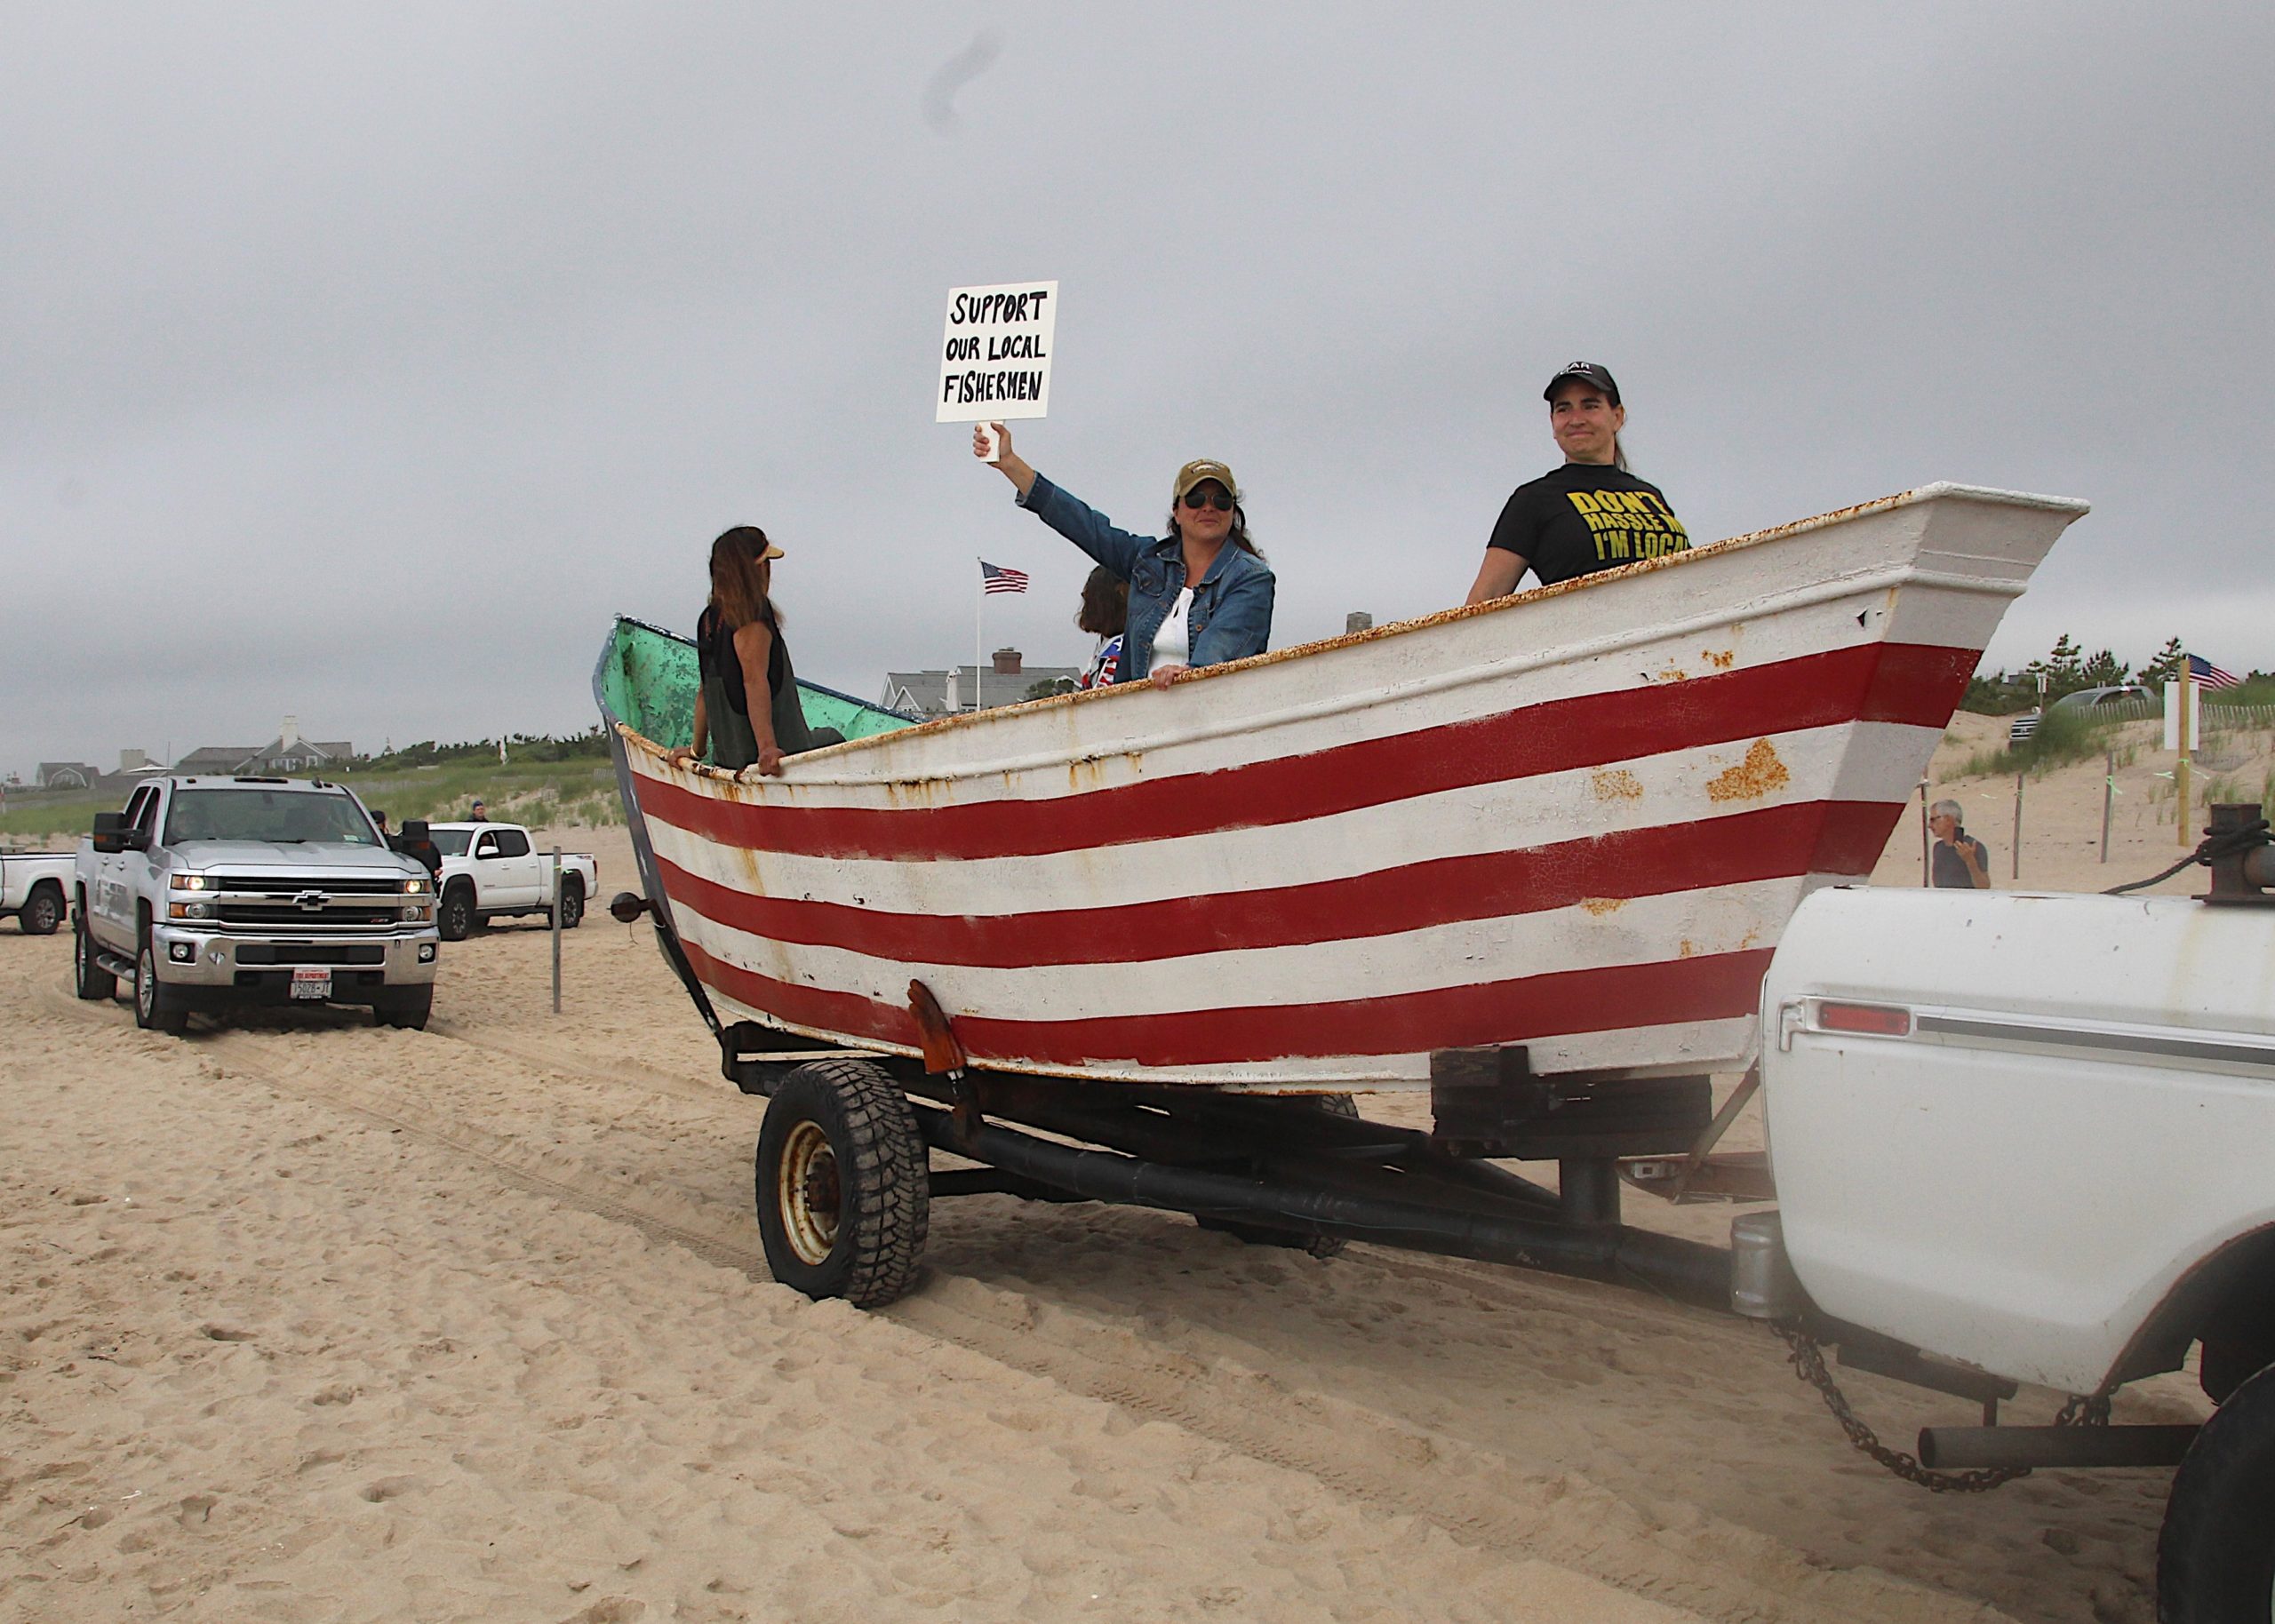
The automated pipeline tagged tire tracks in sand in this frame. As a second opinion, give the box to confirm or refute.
[116,999,2007,1624]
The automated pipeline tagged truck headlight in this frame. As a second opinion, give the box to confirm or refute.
[168,901,212,919]
[403,904,432,922]
[169,873,212,891]
[401,878,431,896]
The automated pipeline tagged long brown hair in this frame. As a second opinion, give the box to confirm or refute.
[708,526,780,630]
[1076,565,1128,636]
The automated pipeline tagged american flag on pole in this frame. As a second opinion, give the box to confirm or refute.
[980,561,1030,595]
[2188,654,2241,689]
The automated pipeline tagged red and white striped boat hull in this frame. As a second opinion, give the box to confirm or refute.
[617,483,2084,1092]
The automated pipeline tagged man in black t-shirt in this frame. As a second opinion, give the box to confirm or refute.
[1465,362,1690,603]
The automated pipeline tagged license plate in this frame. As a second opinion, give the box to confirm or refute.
[290,967,332,1000]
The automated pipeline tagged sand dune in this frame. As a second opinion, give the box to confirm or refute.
[3,732,2239,1622]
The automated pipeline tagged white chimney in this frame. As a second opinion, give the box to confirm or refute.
[281,714,300,749]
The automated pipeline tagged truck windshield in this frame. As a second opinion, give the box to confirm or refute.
[164,790,381,847]
[428,829,475,857]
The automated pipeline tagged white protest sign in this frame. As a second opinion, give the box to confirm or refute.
[938,282,1058,455]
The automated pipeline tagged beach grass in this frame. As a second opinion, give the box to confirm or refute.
[1,759,625,848]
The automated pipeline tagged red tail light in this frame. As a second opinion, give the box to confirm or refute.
[1818,1000,1912,1037]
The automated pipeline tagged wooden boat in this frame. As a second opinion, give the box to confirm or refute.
[595,483,2085,1094]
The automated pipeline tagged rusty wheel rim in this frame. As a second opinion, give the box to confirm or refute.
[777,1119,841,1266]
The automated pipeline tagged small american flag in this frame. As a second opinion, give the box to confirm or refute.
[980,561,1030,595]
[2188,654,2241,689]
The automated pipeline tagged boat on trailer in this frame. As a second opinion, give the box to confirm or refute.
[594,482,2082,1312]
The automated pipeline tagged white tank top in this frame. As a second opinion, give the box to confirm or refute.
[1151,586,1195,669]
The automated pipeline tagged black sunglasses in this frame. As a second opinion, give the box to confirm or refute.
[1181,487,1234,512]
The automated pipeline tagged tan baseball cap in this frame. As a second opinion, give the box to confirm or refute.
[1172,458,1241,502]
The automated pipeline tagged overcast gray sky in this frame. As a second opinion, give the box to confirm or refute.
[6,3,2271,779]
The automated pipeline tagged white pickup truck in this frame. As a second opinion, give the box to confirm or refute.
[1,849,74,934]
[427,822,596,942]
[1741,804,2275,1622]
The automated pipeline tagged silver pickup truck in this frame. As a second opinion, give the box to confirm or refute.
[74,776,440,1033]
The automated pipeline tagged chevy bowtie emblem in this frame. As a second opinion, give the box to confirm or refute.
[294,890,330,911]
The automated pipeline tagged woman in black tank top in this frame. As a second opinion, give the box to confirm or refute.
[667,527,831,777]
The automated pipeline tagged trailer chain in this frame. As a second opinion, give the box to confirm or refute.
[2103,814,2269,896]
[1773,1321,2109,1493]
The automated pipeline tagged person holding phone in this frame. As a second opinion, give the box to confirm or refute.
[1928,799,1992,888]
[975,424,1273,689]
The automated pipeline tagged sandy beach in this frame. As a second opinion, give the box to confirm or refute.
[2,716,2239,1622]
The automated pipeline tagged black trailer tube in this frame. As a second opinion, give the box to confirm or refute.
[1919,1423,2199,1470]
[917,1106,1731,1311]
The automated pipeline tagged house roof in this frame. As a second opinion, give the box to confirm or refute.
[248,736,352,762]
[881,664,1082,714]
[173,746,261,773]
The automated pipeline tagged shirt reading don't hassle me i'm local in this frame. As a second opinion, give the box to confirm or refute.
[1488,464,1690,588]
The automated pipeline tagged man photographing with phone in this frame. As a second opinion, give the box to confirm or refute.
[1928,799,1992,888]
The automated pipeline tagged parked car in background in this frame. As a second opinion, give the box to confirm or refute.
[427,821,596,941]
[1,849,74,934]
[2008,682,2158,746]
[73,776,440,1033]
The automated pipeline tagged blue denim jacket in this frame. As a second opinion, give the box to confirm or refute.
[1018,474,1275,681]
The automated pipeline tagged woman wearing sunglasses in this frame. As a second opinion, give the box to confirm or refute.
[975,423,1273,689]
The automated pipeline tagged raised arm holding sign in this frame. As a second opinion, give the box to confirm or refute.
[972,423,1276,689]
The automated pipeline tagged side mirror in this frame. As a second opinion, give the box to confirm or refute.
[91,810,140,855]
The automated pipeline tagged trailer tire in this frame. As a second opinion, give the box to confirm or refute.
[1195,1095,1361,1260]
[556,877,585,930]
[754,1060,929,1308]
[19,881,63,935]
[73,903,116,1001]
[438,882,476,942]
[2157,1357,2275,1622]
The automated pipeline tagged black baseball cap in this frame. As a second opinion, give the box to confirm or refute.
[1544,362,1620,405]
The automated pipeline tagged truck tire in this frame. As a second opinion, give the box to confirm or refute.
[754,1059,929,1309]
[73,904,116,1001]
[556,877,585,930]
[1196,1095,1361,1259]
[377,986,434,1031]
[19,881,63,935]
[133,930,188,1035]
[438,883,476,942]
[2157,1358,2275,1621]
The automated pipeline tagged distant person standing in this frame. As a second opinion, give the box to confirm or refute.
[468,800,489,823]
[396,819,443,881]
[371,809,392,843]
[1464,362,1690,604]
[1928,799,1992,888]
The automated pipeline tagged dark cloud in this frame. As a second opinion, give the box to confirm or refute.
[4,2,2271,779]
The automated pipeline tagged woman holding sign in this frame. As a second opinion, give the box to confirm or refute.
[976,425,1273,689]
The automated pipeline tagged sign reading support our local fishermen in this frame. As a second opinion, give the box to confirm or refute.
[938,282,1058,454]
